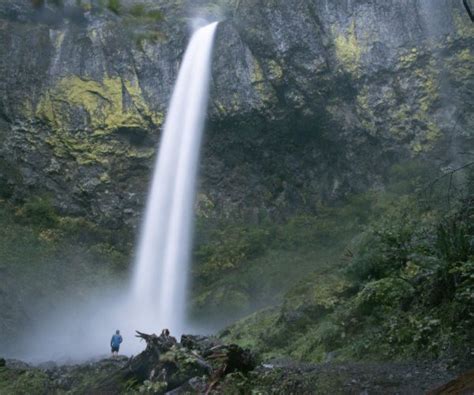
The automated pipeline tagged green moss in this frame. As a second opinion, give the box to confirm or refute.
[195,223,273,282]
[353,46,443,152]
[399,47,419,68]
[99,172,110,183]
[388,104,412,139]
[0,367,50,395]
[248,57,276,105]
[75,0,92,12]
[145,9,164,22]
[125,147,155,159]
[267,60,283,81]
[416,67,439,112]
[453,9,474,39]
[220,308,281,358]
[214,164,474,363]
[226,197,473,362]
[410,67,441,152]
[251,58,267,96]
[192,185,391,325]
[35,76,163,164]
[214,100,226,115]
[128,3,163,22]
[285,274,350,312]
[196,193,215,219]
[107,0,121,15]
[448,48,474,85]
[134,30,167,49]
[129,3,145,17]
[37,76,162,130]
[355,87,376,134]
[0,199,129,348]
[334,21,362,77]
[17,196,59,228]
[382,64,441,152]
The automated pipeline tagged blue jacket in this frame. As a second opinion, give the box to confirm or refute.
[111,334,123,347]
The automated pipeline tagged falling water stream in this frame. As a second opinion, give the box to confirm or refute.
[11,21,219,362]
[130,21,219,335]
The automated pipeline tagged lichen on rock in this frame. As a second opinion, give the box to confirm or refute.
[333,20,362,78]
[33,75,163,164]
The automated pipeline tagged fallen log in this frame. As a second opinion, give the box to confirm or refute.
[427,368,474,395]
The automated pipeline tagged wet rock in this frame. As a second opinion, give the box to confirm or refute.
[180,334,222,353]
[5,359,30,370]
[166,376,208,395]
[37,360,57,372]
[0,0,471,231]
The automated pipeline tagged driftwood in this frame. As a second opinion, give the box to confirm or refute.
[204,344,256,394]
[88,331,177,393]
[136,330,177,354]
[86,331,255,394]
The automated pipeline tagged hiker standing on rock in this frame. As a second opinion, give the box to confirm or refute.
[110,329,123,357]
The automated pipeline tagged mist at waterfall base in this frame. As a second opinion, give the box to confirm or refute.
[10,21,218,363]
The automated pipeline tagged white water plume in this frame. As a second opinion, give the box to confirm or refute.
[129,21,219,336]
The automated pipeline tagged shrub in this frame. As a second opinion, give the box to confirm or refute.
[436,218,472,263]
[146,10,164,22]
[346,199,432,282]
[129,4,163,22]
[107,0,121,14]
[19,196,59,228]
[354,278,414,315]
[195,224,272,281]
[129,3,146,17]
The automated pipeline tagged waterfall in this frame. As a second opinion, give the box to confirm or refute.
[11,21,219,362]
[130,22,219,335]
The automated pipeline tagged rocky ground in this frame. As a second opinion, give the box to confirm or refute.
[0,333,472,394]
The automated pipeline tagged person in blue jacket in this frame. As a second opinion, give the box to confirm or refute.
[110,329,123,357]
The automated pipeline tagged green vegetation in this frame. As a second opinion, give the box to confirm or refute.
[191,211,358,322]
[334,21,362,77]
[220,164,474,363]
[106,0,121,15]
[100,0,165,24]
[129,3,146,17]
[0,197,131,276]
[0,366,50,395]
[17,195,59,228]
[191,161,436,321]
[126,4,165,48]
[129,4,163,22]
[35,76,162,165]
[0,197,130,351]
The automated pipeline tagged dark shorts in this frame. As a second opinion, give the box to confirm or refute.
[111,346,119,353]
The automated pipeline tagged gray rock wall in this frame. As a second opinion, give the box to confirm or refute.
[0,0,472,229]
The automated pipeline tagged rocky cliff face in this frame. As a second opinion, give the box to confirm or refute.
[0,0,472,230]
